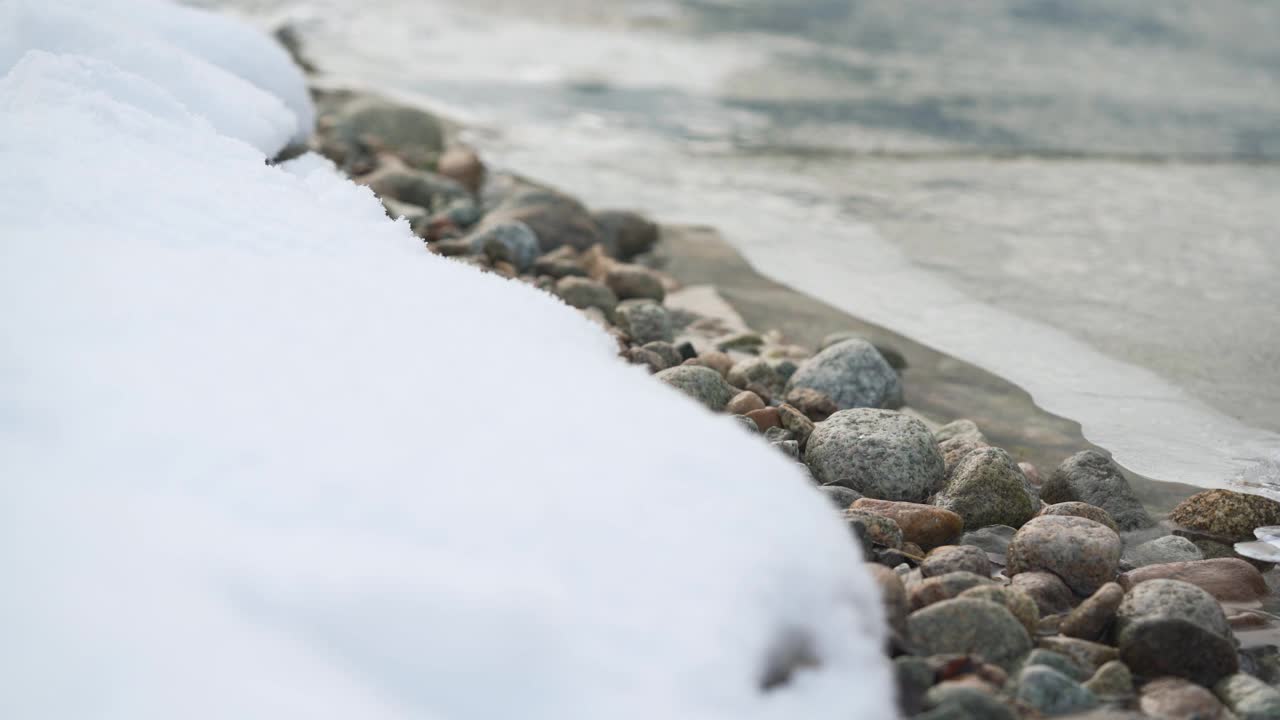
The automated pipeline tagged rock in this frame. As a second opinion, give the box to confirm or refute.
[714,331,764,353]
[1039,502,1120,533]
[1140,677,1234,720]
[817,485,862,509]
[654,366,736,412]
[1016,665,1099,716]
[939,435,989,478]
[1170,489,1280,542]
[1118,558,1268,602]
[1041,451,1153,530]
[776,404,814,449]
[695,350,732,378]
[640,341,682,369]
[894,656,935,716]
[935,419,987,444]
[614,300,672,344]
[1214,673,1280,720]
[730,415,758,433]
[675,341,697,361]
[745,407,780,432]
[624,346,666,372]
[921,545,992,579]
[465,221,540,272]
[604,264,665,302]
[803,409,945,502]
[726,391,765,416]
[1024,648,1090,681]
[1239,646,1280,686]
[768,358,799,383]
[959,525,1017,559]
[1084,660,1134,698]
[333,97,444,164]
[764,426,795,444]
[782,387,838,422]
[921,685,1017,720]
[851,499,964,549]
[484,187,602,252]
[364,166,469,210]
[907,598,1032,670]
[1006,515,1122,596]
[1127,535,1204,568]
[867,563,909,634]
[554,276,617,316]
[437,146,485,194]
[1011,572,1079,616]
[784,338,903,410]
[1060,583,1124,641]
[726,358,784,398]
[771,439,799,460]
[961,586,1040,637]
[1037,637,1119,675]
[1115,579,1237,686]
[1020,462,1042,486]
[909,571,995,610]
[592,210,657,259]
[844,509,904,549]
[934,447,1039,530]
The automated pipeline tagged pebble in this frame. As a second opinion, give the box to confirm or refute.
[640,341,682,369]
[592,210,658,259]
[921,685,1017,720]
[1024,648,1090,681]
[614,299,672,344]
[1083,660,1134,698]
[623,346,666,372]
[762,426,794,443]
[852,499,964,549]
[554,276,617,316]
[730,415,757,433]
[695,350,733,377]
[484,187,602,252]
[1060,582,1124,641]
[653,365,737,412]
[908,571,995,610]
[782,387,838,422]
[784,338,903,410]
[604,264,666,302]
[333,97,444,163]
[959,586,1040,637]
[364,166,469,210]
[867,563,909,634]
[675,341,697,361]
[934,447,1039,530]
[1040,450,1154,530]
[817,485,862,509]
[727,358,784,399]
[844,509,904,550]
[1038,501,1120,533]
[714,331,764,353]
[1114,578,1238,686]
[1016,665,1099,716]
[437,145,485,194]
[894,656,934,716]
[1169,489,1280,542]
[771,439,799,460]
[921,545,992,578]
[745,407,780,432]
[1214,673,1280,720]
[725,390,765,415]
[1140,677,1234,720]
[803,409,946,502]
[1118,557,1269,602]
[960,524,1017,559]
[776,404,814,449]
[939,435,989,478]
[1036,637,1118,675]
[907,598,1032,670]
[1007,515,1122,596]
[934,419,986,445]
[1126,534,1204,567]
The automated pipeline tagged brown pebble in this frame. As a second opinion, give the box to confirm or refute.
[783,387,838,422]
[697,351,733,378]
[745,407,780,432]
[1117,558,1269,602]
[851,499,964,549]
[726,391,766,415]
[1011,571,1079,615]
[437,146,485,194]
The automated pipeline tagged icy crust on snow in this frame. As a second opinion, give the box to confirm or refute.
[0,50,891,719]
[0,0,313,153]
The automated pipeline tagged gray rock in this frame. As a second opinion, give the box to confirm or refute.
[934,447,1038,530]
[922,686,1017,720]
[1011,571,1079,616]
[960,525,1017,558]
[803,409,945,502]
[1214,673,1280,720]
[1140,677,1234,720]
[908,571,995,610]
[1006,515,1122,596]
[934,419,987,445]
[726,358,784,399]
[776,404,814,450]
[772,439,800,460]
[768,358,799,383]
[554,276,617,316]
[1060,582,1124,641]
[1083,660,1134,698]
[960,585,1040,638]
[921,545,992,578]
[614,300,672,344]
[654,366,736,412]
[1016,665,1098,716]
[1041,451,1153,530]
[817,485,862,509]
[641,341,683,369]
[604,264,665,302]
[714,331,764,353]
[730,415,758,433]
[763,426,795,443]
[364,166,469,211]
[784,338,903,410]
[1037,637,1118,676]
[845,509,904,550]
[1023,648,1089,681]
[468,220,540,272]
[1114,579,1238,686]
[1127,535,1204,568]
[485,187,602,252]
[1039,501,1120,533]
[894,655,935,716]
[907,598,1032,670]
[333,97,444,161]
[592,210,658,259]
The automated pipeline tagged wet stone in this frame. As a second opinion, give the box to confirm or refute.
[921,545,992,579]
[1006,515,1122,597]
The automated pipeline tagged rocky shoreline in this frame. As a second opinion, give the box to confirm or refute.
[295,64,1280,718]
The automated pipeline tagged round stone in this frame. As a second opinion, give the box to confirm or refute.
[921,545,992,578]
[1126,535,1204,567]
[1041,450,1153,530]
[1039,502,1120,533]
[784,338,903,410]
[1214,673,1280,720]
[1115,579,1238,686]
[1023,648,1089,681]
[908,571,994,610]
[554,276,617,315]
[817,485,862,510]
[1083,660,1134,699]
[1118,557,1269,602]
[1006,515,1122,596]
[803,409,945,502]
[604,264,665,302]
[851,499,964,549]
[844,509,904,550]
[726,390,766,415]
[1140,677,1233,720]
[1060,582,1124,641]
[653,366,736,412]
[907,598,1032,670]
[614,299,672,344]
[1169,489,1280,542]
[1016,665,1099,716]
[934,447,1038,530]
[960,586,1040,638]
[1010,570,1079,616]
[727,358,784,398]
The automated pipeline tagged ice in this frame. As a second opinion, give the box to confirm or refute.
[0,0,313,154]
[0,23,891,720]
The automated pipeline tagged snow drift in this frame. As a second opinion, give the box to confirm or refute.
[0,3,891,719]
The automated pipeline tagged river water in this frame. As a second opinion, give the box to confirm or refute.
[204,0,1280,493]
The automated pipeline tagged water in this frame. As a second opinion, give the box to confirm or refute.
[204,0,1280,492]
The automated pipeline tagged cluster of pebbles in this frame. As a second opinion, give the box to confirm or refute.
[300,85,1280,719]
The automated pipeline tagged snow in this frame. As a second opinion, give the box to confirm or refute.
[0,0,313,154]
[0,6,892,720]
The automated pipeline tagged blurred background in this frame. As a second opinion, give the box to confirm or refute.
[202,0,1280,491]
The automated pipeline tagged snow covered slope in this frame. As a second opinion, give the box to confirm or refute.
[0,6,891,720]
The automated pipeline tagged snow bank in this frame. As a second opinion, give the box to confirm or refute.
[0,10,890,720]
[0,0,313,153]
